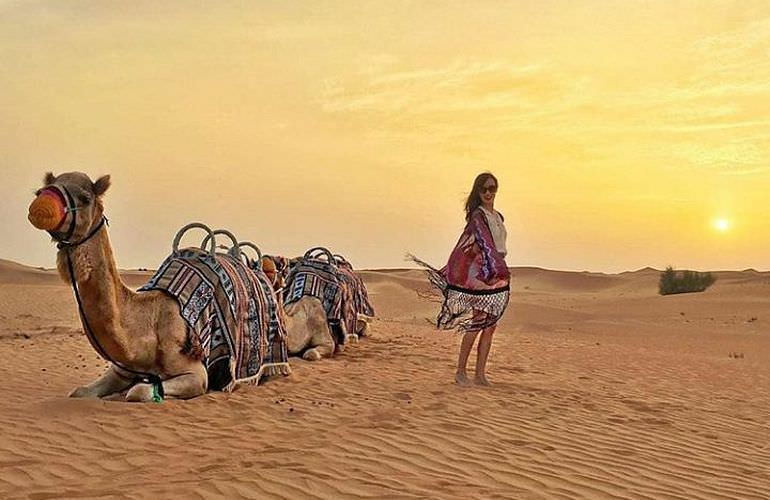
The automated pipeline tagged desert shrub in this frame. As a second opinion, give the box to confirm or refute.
[659,266,716,295]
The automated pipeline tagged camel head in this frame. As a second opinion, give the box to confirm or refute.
[28,171,111,244]
[261,255,297,291]
[261,255,290,291]
[261,256,279,288]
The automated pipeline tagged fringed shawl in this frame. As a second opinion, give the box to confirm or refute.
[410,208,510,331]
[444,208,510,290]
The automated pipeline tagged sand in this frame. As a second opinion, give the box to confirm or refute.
[0,258,768,499]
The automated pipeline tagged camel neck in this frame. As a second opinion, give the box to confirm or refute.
[58,226,137,365]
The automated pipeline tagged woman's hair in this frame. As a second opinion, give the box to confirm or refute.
[464,172,498,221]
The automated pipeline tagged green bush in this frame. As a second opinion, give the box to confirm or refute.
[659,266,716,295]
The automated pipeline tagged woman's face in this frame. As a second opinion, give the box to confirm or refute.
[480,177,498,205]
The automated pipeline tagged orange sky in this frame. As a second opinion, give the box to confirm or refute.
[2,1,769,272]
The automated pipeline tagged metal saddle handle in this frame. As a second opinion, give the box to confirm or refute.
[172,222,216,257]
[237,241,263,270]
[303,247,336,267]
[333,254,351,266]
[200,229,242,260]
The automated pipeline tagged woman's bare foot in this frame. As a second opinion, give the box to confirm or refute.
[455,372,472,386]
[474,374,491,386]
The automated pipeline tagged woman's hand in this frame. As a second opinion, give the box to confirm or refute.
[492,279,508,288]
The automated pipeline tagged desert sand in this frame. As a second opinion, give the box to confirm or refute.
[0,258,768,499]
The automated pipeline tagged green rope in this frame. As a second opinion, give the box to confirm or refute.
[151,381,164,403]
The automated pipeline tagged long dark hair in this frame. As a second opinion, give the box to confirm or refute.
[464,172,498,221]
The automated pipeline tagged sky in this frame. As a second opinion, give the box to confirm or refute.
[1,0,769,272]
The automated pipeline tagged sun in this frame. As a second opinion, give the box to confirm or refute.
[713,218,730,232]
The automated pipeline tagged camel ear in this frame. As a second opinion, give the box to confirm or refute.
[93,175,111,197]
[44,172,56,185]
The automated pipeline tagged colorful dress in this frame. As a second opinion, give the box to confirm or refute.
[411,207,510,332]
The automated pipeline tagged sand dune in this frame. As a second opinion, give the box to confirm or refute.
[1,259,769,499]
[0,258,61,286]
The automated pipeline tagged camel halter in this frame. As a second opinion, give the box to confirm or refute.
[51,188,164,402]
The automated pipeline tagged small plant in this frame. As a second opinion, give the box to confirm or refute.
[659,266,716,295]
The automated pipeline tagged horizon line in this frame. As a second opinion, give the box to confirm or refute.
[2,257,766,276]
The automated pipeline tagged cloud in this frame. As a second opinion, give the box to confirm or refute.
[692,18,770,62]
[318,59,597,153]
[719,167,770,176]
[669,141,765,168]
[321,60,585,116]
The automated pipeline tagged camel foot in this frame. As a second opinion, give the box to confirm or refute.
[125,383,156,402]
[356,320,370,337]
[69,386,98,398]
[346,333,360,344]
[302,349,322,361]
[474,375,491,386]
[455,372,472,386]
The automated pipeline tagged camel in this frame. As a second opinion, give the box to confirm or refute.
[284,299,339,360]
[260,255,337,361]
[28,172,294,401]
[271,249,373,349]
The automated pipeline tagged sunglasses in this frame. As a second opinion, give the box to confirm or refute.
[481,184,498,194]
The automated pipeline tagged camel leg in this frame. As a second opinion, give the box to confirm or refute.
[125,363,208,402]
[356,317,371,338]
[325,321,348,354]
[69,365,135,399]
[347,320,361,344]
[303,323,336,361]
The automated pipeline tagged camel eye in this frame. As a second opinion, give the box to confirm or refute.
[78,193,92,205]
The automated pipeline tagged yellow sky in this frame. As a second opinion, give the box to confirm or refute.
[2,1,769,272]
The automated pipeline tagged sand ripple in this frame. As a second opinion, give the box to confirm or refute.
[0,266,768,498]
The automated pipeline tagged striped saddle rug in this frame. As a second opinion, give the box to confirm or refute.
[139,247,291,391]
[336,262,375,319]
[284,258,355,345]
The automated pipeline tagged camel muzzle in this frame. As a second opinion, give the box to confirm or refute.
[28,188,67,231]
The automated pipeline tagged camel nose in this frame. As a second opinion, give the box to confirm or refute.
[28,191,66,231]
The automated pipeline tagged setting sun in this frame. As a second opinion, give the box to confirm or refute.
[713,218,731,232]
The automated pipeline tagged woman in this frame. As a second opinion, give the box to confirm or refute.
[411,173,510,386]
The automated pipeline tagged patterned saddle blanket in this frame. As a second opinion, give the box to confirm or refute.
[139,247,291,391]
[336,262,375,318]
[284,258,354,345]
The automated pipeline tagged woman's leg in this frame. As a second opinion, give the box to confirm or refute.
[456,330,479,385]
[474,324,496,385]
